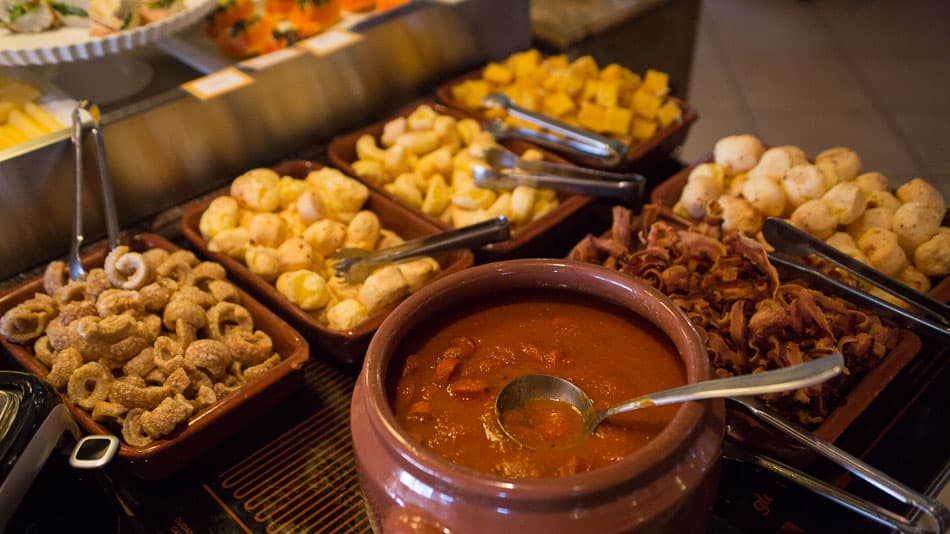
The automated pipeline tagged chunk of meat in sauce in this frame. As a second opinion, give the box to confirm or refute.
[520,343,560,368]
[448,377,489,398]
[433,357,461,386]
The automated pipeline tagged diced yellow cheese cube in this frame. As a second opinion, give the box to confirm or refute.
[512,88,541,112]
[577,102,606,132]
[656,100,682,127]
[623,71,642,92]
[451,79,492,109]
[541,71,562,92]
[483,62,513,85]
[595,80,621,107]
[557,74,585,97]
[582,79,599,102]
[508,49,542,78]
[560,114,580,127]
[631,118,658,141]
[546,54,569,69]
[543,93,576,117]
[642,69,670,95]
[603,106,633,135]
[568,55,599,80]
[632,89,662,119]
[600,64,626,81]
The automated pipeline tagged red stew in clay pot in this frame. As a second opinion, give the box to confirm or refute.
[351,259,725,533]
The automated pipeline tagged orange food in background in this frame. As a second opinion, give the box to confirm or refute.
[342,0,374,11]
[376,0,409,12]
[208,0,342,58]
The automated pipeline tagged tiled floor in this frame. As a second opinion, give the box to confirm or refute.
[681,0,950,198]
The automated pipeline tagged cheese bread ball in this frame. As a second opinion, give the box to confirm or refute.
[748,145,807,183]
[858,227,907,277]
[854,172,889,194]
[231,168,280,212]
[892,202,942,253]
[865,190,901,211]
[790,199,838,240]
[713,135,765,174]
[896,178,946,211]
[815,147,862,186]
[846,207,895,241]
[208,227,251,261]
[742,176,787,217]
[914,231,950,277]
[712,195,761,235]
[822,182,866,226]
[783,164,827,207]
[306,168,370,218]
[276,270,329,311]
[199,196,240,240]
[897,265,932,294]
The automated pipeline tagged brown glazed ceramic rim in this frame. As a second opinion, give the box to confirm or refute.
[434,67,700,170]
[362,258,715,504]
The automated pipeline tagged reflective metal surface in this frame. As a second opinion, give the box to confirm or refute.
[0,0,530,280]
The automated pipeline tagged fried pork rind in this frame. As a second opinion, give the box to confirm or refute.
[43,261,69,296]
[0,293,57,343]
[226,330,273,366]
[206,302,253,341]
[68,362,115,410]
[47,347,83,390]
[243,354,281,382]
[104,246,153,290]
[0,245,283,448]
[569,205,899,426]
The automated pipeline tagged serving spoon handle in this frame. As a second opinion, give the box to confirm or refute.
[593,353,844,426]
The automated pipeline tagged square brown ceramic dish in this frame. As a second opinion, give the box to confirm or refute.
[572,215,924,465]
[327,101,600,262]
[0,233,310,480]
[182,160,475,366]
[434,68,699,173]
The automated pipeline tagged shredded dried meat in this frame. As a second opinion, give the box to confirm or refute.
[569,206,900,425]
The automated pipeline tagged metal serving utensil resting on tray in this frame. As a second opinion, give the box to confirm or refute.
[727,396,950,533]
[331,216,511,283]
[69,100,121,280]
[472,146,643,203]
[482,92,628,165]
[762,218,950,339]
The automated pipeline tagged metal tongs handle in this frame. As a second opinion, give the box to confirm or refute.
[763,218,950,326]
[332,216,510,282]
[473,164,639,203]
[483,93,628,165]
[69,101,120,280]
[728,396,950,533]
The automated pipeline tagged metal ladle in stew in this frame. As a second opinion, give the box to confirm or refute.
[495,352,844,449]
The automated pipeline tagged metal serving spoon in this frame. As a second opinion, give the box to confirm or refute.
[331,216,510,283]
[472,165,640,203]
[495,352,844,448]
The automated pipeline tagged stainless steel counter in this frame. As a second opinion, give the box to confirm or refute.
[0,0,529,280]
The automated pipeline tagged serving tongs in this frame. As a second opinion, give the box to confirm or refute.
[727,396,950,533]
[69,100,120,281]
[331,216,511,283]
[482,93,628,165]
[472,146,643,203]
[762,218,950,339]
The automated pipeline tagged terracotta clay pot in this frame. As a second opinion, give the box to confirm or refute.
[351,259,725,533]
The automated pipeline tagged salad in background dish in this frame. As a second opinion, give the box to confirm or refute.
[0,0,186,36]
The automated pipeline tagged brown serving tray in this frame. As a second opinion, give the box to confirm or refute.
[434,67,699,173]
[574,217,924,465]
[182,160,474,366]
[0,233,310,480]
[327,101,599,262]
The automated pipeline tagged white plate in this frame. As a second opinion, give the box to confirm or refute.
[0,0,217,66]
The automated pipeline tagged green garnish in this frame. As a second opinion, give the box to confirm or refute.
[8,2,36,22]
[50,2,89,17]
[120,11,133,29]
